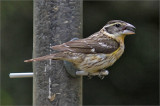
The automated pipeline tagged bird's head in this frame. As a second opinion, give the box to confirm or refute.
[102,20,136,38]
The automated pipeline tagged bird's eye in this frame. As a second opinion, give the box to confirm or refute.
[115,24,121,27]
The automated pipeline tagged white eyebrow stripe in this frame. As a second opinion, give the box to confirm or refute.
[105,24,112,28]
[105,23,121,28]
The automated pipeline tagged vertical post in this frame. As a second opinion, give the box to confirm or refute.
[33,0,82,106]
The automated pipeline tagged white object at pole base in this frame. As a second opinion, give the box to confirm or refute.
[9,72,33,78]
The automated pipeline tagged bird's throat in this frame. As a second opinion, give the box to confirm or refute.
[116,34,126,43]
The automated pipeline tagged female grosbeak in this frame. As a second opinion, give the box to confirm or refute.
[25,20,135,75]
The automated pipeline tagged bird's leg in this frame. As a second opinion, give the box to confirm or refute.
[87,73,93,79]
[98,69,109,79]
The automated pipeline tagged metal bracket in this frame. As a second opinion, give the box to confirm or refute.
[9,69,109,78]
[9,72,33,78]
[9,70,109,78]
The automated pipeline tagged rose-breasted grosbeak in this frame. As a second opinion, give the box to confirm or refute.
[24,20,135,74]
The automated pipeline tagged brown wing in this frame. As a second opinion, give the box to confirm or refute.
[51,34,119,54]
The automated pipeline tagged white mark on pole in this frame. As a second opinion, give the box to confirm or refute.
[44,64,47,72]
[64,20,69,23]
[49,44,52,65]
[49,59,52,65]
[50,43,52,54]
[48,77,52,99]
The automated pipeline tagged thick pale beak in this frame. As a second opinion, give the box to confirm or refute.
[123,23,136,35]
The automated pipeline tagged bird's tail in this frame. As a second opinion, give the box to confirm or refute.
[24,53,62,62]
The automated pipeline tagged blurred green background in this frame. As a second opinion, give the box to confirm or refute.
[1,0,159,105]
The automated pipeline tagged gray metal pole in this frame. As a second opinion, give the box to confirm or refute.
[33,0,82,105]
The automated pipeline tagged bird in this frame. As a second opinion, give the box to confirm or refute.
[24,20,135,76]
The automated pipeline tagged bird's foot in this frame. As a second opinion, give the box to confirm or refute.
[87,73,93,79]
[98,73,105,80]
[98,70,109,80]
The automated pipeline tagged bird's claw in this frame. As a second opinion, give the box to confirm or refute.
[98,70,108,79]
[87,73,93,79]
[98,75,105,80]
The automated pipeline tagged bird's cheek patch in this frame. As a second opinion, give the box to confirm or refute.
[105,27,113,34]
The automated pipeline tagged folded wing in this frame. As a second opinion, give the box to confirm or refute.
[51,35,119,54]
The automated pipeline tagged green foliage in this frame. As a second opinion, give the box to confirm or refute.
[1,89,14,105]
[1,1,33,105]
